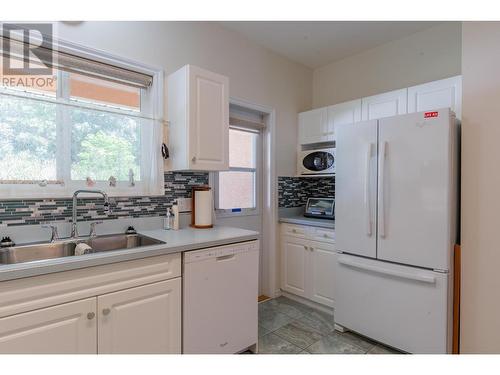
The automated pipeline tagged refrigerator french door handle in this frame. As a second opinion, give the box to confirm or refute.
[379,141,387,238]
[364,143,373,237]
[337,256,436,284]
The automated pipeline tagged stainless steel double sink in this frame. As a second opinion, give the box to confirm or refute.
[0,234,165,265]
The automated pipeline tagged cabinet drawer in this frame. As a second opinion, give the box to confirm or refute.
[281,224,310,238]
[311,228,336,244]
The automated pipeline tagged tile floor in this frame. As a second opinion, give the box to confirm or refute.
[258,296,401,354]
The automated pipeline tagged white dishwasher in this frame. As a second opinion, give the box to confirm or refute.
[183,240,259,354]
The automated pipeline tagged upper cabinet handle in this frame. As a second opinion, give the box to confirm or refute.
[102,308,111,316]
[191,156,197,163]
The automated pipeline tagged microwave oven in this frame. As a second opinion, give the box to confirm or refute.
[299,147,335,175]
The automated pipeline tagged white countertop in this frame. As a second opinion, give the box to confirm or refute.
[279,215,334,229]
[0,226,259,282]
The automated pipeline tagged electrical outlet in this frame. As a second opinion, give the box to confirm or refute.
[176,197,192,212]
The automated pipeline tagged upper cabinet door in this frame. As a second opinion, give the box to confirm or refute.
[98,279,181,354]
[298,107,328,145]
[327,99,362,140]
[188,66,229,170]
[407,75,462,120]
[167,65,229,171]
[361,88,407,121]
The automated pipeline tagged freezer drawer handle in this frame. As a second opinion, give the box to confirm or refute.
[338,257,436,284]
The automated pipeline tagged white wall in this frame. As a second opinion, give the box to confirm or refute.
[56,21,313,177]
[460,21,500,353]
[312,22,462,107]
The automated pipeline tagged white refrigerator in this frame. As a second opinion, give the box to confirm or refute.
[334,108,458,354]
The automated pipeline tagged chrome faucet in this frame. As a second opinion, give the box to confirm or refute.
[71,190,110,238]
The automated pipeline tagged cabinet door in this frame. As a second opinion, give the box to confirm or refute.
[407,75,462,120]
[188,65,229,171]
[298,107,328,145]
[309,241,337,308]
[361,88,407,120]
[327,99,362,140]
[281,236,309,298]
[0,298,96,354]
[98,279,181,354]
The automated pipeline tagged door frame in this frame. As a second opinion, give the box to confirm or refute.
[227,97,277,298]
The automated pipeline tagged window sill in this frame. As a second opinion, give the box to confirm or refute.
[215,209,261,219]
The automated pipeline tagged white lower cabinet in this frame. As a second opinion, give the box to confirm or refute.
[282,236,309,298]
[0,298,97,354]
[309,241,336,307]
[281,224,336,308]
[0,254,182,354]
[98,279,181,354]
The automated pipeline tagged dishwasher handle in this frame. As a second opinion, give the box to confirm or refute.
[216,254,236,261]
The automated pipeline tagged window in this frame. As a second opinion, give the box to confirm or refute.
[215,127,261,215]
[0,37,163,198]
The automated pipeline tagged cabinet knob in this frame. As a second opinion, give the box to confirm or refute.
[303,245,308,250]
[191,156,197,163]
[310,247,314,251]
[292,229,297,233]
[87,312,95,320]
[323,234,329,238]
[102,308,111,316]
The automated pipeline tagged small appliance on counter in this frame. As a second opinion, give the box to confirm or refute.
[191,186,214,229]
[304,197,335,220]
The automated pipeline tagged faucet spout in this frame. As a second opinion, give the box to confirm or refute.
[71,189,110,239]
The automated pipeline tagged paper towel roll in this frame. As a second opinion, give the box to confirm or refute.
[194,189,213,227]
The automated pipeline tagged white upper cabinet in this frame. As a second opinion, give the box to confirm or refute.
[298,107,329,145]
[298,100,361,145]
[327,99,362,135]
[167,65,229,171]
[361,88,408,121]
[407,75,462,120]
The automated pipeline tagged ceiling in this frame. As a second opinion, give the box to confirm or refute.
[220,21,441,69]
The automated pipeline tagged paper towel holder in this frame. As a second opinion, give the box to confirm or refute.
[191,185,214,229]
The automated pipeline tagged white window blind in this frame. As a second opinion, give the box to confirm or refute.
[1,36,153,88]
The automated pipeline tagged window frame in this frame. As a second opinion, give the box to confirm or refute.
[0,36,164,198]
[213,125,262,218]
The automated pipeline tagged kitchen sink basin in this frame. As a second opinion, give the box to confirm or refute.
[0,234,165,265]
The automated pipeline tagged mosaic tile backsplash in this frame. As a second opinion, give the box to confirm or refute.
[0,172,209,227]
[278,176,334,208]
